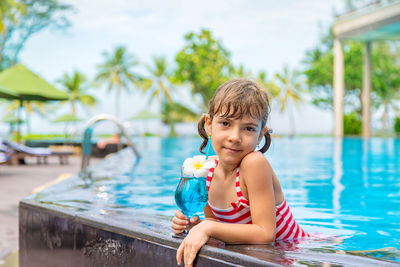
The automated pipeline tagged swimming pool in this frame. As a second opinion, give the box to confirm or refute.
[27,137,400,263]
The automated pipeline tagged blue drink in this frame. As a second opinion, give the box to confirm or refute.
[175,177,208,218]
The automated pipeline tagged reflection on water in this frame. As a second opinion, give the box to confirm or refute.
[27,137,400,262]
[333,138,344,230]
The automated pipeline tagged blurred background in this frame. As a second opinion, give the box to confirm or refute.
[0,0,399,140]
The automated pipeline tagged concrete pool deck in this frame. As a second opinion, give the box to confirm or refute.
[0,156,85,259]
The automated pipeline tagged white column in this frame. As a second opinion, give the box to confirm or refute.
[362,41,372,138]
[333,39,344,138]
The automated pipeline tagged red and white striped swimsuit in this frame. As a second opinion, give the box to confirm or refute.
[206,160,310,240]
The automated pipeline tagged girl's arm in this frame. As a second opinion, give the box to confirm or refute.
[176,152,276,266]
[202,152,276,243]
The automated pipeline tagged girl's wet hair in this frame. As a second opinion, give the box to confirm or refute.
[198,78,271,154]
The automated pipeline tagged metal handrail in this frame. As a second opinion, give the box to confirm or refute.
[79,114,140,177]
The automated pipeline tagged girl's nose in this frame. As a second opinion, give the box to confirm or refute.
[228,128,241,143]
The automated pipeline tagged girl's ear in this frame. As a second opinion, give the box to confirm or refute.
[205,114,212,136]
[258,127,267,144]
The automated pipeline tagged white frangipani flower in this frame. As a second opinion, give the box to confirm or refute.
[182,155,215,178]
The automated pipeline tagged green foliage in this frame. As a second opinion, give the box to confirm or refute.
[57,70,97,116]
[273,65,305,113]
[256,71,280,100]
[0,0,18,33]
[143,55,183,136]
[303,32,367,111]
[161,101,197,137]
[174,28,234,110]
[21,133,68,141]
[0,0,73,70]
[343,111,361,135]
[394,117,400,135]
[95,45,142,117]
[303,25,400,134]
[143,55,174,107]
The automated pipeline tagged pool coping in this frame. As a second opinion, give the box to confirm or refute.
[19,199,283,267]
[19,198,400,267]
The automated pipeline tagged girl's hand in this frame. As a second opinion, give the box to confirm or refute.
[171,210,200,235]
[176,221,211,266]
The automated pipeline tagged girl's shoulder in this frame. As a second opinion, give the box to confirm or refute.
[240,151,269,169]
[238,152,273,199]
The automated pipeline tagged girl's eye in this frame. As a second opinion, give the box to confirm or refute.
[245,126,256,132]
[220,121,229,126]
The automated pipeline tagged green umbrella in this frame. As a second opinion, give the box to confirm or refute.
[0,85,18,99]
[52,114,82,142]
[0,64,69,141]
[52,114,82,123]
[129,110,160,120]
[128,110,160,136]
[0,64,68,101]
[2,113,24,124]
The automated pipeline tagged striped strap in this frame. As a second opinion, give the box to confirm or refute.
[206,159,218,191]
[235,168,250,207]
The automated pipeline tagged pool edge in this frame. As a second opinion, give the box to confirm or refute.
[19,199,282,267]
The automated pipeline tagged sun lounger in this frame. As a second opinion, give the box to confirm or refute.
[0,143,12,165]
[0,152,9,164]
[0,139,74,165]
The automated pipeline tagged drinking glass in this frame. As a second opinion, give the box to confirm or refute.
[174,168,208,237]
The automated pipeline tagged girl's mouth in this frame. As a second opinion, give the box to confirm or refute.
[223,147,241,153]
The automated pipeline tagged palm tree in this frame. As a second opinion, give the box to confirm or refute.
[257,71,281,100]
[57,70,97,116]
[273,65,305,136]
[144,56,199,136]
[143,55,174,111]
[95,46,141,117]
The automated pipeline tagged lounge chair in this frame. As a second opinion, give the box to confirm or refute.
[0,139,74,165]
[0,152,9,164]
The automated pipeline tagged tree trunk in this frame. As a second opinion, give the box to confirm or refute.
[71,101,76,116]
[381,102,388,136]
[289,102,296,137]
[169,122,177,137]
[116,89,120,118]
[25,110,31,135]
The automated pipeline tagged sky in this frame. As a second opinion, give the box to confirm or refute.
[1,0,348,136]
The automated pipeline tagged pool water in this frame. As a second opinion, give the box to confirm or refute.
[31,137,400,262]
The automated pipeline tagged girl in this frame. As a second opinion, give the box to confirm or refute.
[171,79,309,266]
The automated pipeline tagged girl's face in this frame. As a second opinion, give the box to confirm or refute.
[205,113,265,166]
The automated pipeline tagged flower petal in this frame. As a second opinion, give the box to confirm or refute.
[183,166,195,177]
[183,158,193,168]
[192,155,206,163]
[194,168,205,178]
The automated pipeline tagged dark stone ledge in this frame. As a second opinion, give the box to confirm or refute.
[19,199,398,267]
